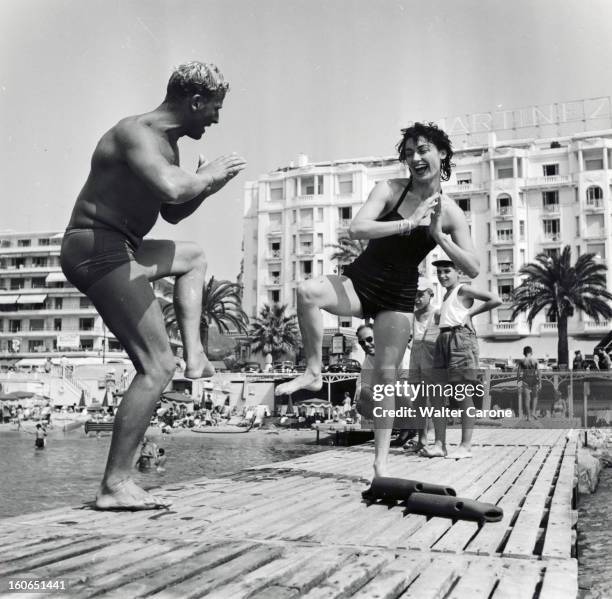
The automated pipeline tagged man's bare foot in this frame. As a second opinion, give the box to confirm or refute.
[95,479,172,511]
[275,370,322,396]
[184,349,215,379]
[445,445,472,460]
[418,445,447,458]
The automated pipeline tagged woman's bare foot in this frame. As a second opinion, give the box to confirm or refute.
[275,370,322,396]
[373,460,388,479]
[445,445,472,460]
[95,479,172,511]
[184,348,215,379]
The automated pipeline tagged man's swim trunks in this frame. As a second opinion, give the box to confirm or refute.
[60,228,140,293]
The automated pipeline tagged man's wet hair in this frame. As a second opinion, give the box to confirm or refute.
[166,61,229,102]
[397,122,455,181]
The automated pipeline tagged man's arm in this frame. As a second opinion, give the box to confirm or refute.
[118,122,246,209]
[460,285,502,319]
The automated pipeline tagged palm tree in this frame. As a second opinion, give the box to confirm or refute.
[511,246,612,366]
[249,304,301,362]
[326,236,367,272]
[160,276,249,354]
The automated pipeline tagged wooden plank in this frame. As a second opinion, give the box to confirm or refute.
[300,550,392,599]
[446,558,500,599]
[400,558,459,599]
[538,559,578,599]
[493,560,542,599]
[349,554,429,599]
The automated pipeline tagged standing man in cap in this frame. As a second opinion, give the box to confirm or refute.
[423,259,501,459]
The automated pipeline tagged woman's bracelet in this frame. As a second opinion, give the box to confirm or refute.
[397,219,413,235]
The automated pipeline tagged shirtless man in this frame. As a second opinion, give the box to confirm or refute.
[61,61,246,510]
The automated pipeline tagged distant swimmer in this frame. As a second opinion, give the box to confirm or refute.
[60,61,246,510]
[34,424,47,449]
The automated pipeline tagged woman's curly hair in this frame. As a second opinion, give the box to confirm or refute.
[396,122,455,181]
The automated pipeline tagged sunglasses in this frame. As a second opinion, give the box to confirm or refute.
[358,336,374,345]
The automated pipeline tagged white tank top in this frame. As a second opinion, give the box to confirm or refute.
[439,284,470,328]
[413,309,439,342]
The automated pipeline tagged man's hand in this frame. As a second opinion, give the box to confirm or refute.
[197,152,246,195]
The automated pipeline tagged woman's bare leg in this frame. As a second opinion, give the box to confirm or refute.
[371,311,413,478]
[275,275,363,396]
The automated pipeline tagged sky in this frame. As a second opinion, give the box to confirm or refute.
[1,0,612,280]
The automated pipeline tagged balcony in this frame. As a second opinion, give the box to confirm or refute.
[582,229,606,240]
[297,247,314,256]
[482,321,530,339]
[493,233,514,245]
[443,182,485,194]
[266,250,282,261]
[539,322,558,335]
[297,221,314,231]
[542,203,560,214]
[495,263,514,275]
[337,219,352,230]
[524,175,573,189]
[296,195,315,202]
[266,276,281,287]
[0,327,105,338]
[495,206,513,218]
[585,199,604,211]
[572,319,610,336]
[541,233,561,244]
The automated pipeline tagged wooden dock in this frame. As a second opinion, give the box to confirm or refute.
[0,428,579,598]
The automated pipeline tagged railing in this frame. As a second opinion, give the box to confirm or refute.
[268,224,282,233]
[497,263,514,273]
[296,195,315,201]
[443,182,484,194]
[525,175,573,187]
[337,219,352,229]
[297,247,314,256]
[495,233,514,243]
[585,199,603,210]
[266,277,281,286]
[543,203,560,213]
[540,322,558,333]
[542,234,561,242]
[584,319,609,330]
[298,221,314,230]
[266,250,281,260]
[496,206,513,216]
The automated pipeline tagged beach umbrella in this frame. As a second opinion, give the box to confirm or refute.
[7,390,34,400]
[78,389,86,407]
[101,389,113,407]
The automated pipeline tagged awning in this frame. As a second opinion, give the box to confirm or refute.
[16,294,47,304]
[0,295,19,305]
[45,272,67,284]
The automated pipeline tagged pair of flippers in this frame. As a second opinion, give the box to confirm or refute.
[362,477,503,524]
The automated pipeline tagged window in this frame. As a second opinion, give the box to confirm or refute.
[544,248,560,259]
[497,308,514,322]
[576,216,580,237]
[301,260,313,279]
[519,221,525,240]
[586,186,603,206]
[32,257,48,267]
[542,164,559,176]
[299,234,313,255]
[543,219,560,239]
[269,181,284,202]
[269,212,282,230]
[337,174,353,195]
[38,238,50,246]
[10,278,23,290]
[316,233,324,253]
[497,194,512,215]
[29,319,44,331]
[17,239,31,247]
[486,223,491,242]
[456,198,470,213]
[497,280,514,303]
[79,297,91,309]
[269,290,280,304]
[497,249,513,273]
[292,210,297,224]
[339,318,352,328]
[456,172,472,185]
[31,277,46,289]
[316,207,324,222]
[300,208,313,228]
[9,320,21,332]
[339,206,352,220]
[585,214,605,237]
[29,339,45,352]
[54,298,63,310]
[585,158,604,171]
[299,175,324,195]
[495,222,513,242]
[587,243,605,261]
[54,318,62,331]
[317,260,324,276]
[292,235,296,254]
[542,190,559,210]
[79,318,95,331]
[1,240,11,248]
[487,251,491,272]
[80,339,94,350]
[292,262,296,281]
[497,167,514,179]
[520,249,526,266]
[576,245,581,258]
[270,241,281,259]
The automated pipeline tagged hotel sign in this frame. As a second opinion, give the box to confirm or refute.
[57,333,80,349]
[422,97,612,144]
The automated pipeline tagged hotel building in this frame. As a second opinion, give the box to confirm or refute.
[0,231,128,367]
[242,128,612,361]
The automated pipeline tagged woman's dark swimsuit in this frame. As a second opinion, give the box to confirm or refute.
[342,183,437,318]
[60,227,141,294]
